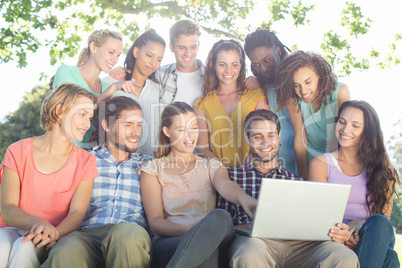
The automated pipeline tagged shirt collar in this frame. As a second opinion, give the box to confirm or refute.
[173,59,205,75]
[244,161,288,176]
[92,144,143,165]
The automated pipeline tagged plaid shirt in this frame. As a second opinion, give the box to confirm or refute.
[154,60,205,105]
[216,161,303,225]
[81,145,152,230]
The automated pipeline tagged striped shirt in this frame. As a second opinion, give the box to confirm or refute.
[82,145,152,230]
[216,161,303,225]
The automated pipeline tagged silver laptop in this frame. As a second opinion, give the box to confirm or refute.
[236,179,351,241]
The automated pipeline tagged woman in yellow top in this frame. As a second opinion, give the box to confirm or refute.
[194,39,270,168]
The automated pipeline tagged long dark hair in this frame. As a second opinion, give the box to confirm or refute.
[275,50,337,111]
[244,27,290,86]
[200,39,247,103]
[124,28,166,81]
[90,96,142,146]
[337,100,399,215]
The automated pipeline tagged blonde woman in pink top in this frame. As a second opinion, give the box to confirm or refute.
[140,102,257,268]
[0,83,98,267]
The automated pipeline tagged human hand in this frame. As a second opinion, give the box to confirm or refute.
[239,195,258,220]
[23,220,59,248]
[345,232,359,250]
[114,80,142,97]
[348,219,365,234]
[244,76,260,90]
[110,67,130,81]
[328,223,351,244]
[234,221,253,231]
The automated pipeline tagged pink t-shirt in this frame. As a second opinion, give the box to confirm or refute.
[0,138,98,228]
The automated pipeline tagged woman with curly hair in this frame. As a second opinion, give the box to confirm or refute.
[194,39,270,168]
[275,50,350,178]
[308,100,400,268]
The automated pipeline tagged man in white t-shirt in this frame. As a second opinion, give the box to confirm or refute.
[155,19,204,106]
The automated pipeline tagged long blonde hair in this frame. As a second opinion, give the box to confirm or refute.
[77,29,122,67]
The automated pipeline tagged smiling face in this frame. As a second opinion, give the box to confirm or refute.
[105,108,142,155]
[336,107,364,149]
[92,37,123,73]
[247,120,281,163]
[293,66,320,103]
[215,49,241,87]
[163,112,199,155]
[133,41,165,79]
[170,34,200,73]
[60,96,95,142]
[248,46,281,82]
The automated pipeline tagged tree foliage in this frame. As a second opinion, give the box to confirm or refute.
[0,85,48,162]
[1,0,400,75]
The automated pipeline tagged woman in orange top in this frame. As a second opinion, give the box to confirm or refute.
[0,83,98,267]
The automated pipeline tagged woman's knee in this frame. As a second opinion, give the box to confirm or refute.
[365,214,393,232]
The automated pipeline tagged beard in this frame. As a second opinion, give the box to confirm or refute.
[249,147,279,163]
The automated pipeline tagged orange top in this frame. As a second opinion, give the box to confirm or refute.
[0,138,98,228]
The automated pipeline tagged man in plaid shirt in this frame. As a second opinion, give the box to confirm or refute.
[217,109,358,267]
[43,97,153,268]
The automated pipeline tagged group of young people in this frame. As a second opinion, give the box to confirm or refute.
[0,18,399,268]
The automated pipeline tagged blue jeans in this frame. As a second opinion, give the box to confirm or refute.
[151,209,235,268]
[355,214,400,268]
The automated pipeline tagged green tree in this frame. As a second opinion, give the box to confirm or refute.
[0,85,48,162]
[1,0,400,75]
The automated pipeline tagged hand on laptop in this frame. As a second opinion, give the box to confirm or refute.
[234,221,253,231]
[328,223,351,244]
[239,195,257,220]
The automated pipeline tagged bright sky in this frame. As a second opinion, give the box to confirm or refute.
[0,0,401,149]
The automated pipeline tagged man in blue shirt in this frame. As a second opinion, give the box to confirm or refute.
[43,97,153,267]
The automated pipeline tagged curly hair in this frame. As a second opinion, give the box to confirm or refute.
[338,100,399,215]
[244,27,290,86]
[200,39,247,103]
[275,50,337,111]
[124,28,166,81]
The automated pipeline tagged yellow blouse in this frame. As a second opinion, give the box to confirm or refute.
[194,88,265,168]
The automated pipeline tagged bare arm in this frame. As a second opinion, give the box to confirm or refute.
[140,171,195,237]
[1,167,50,230]
[307,155,329,182]
[193,106,219,160]
[1,167,60,246]
[255,97,270,111]
[25,178,95,249]
[287,99,308,179]
[98,81,140,102]
[244,76,261,90]
[336,84,351,110]
[213,167,257,219]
